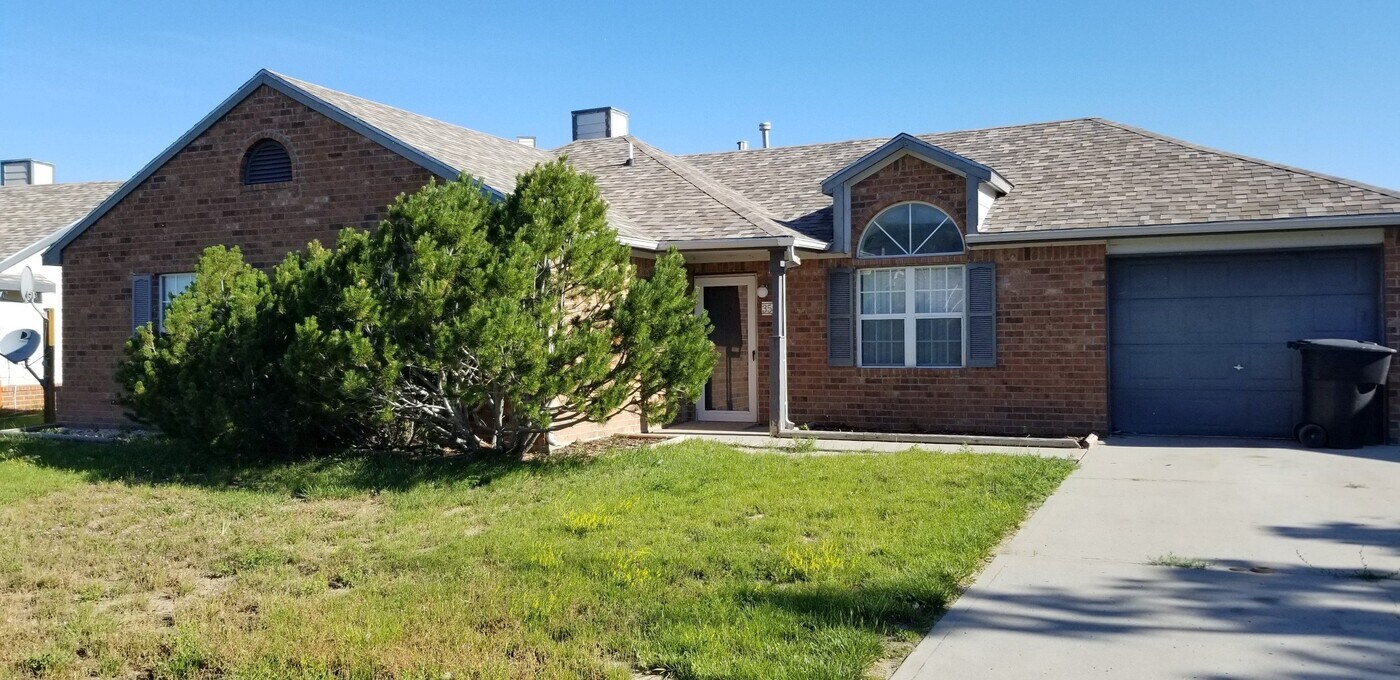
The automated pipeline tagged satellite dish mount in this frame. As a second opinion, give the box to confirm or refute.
[5,266,57,425]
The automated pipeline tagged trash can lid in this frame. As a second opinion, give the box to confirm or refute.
[1287,338,1398,354]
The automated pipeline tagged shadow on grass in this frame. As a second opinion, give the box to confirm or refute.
[742,574,963,634]
[0,435,596,496]
[0,409,44,430]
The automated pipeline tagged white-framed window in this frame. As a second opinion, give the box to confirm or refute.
[158,272,196,331]
[857,202,964,258]
[857,265,966,367]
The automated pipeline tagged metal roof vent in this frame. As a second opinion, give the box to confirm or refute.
[759,122,772,149]
[571,107,629,141]
[516,136,537,148]
[1,159,55,186]
[242,139,293,185]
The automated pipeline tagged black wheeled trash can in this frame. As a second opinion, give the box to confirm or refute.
[1287,339,1396,449]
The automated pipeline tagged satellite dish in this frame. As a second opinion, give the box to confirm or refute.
[18,267,35,303]
[0,329,40,364]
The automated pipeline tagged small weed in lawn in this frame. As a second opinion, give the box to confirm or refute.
[784,425,819,454]
[563,509,614,534]
[529,544,563,569]
[211,547,290,576]
[22,649,71,676]
[159,628,210,679]
[607,548,655,587]
[1149,553,1212,569]
[777,541,851,582]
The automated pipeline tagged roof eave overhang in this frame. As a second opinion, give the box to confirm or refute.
[44,69,494,266]
[7,222,76,272]
[630,235,828,252]
[965,213,1400,246]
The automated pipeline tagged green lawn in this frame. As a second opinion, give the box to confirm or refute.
[0,436,1074,680]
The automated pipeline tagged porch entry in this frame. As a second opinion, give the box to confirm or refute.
[695,275,758,422]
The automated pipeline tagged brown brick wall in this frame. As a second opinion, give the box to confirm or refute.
[1,384,44,412]
[787,247,1107,436]
[60,85,437,426]
[687,155,1108,436]
[849,153,967,246]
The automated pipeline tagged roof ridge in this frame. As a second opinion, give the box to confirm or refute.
[1090,118,1400,201]
[269,71,555,162]
[627,137,799,239]
[683,117,1100,159]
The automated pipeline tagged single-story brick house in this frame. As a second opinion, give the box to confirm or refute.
[47,69,1400,443]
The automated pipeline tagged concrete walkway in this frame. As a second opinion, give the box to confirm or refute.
[892,437,1400,680]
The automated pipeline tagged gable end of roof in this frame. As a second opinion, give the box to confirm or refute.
[819,132,1011,195]
[44,69,494,265]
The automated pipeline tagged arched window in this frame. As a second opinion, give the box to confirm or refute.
[857,202,963,258]
[241,139,293,185]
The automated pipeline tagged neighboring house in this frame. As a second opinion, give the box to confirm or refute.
[0,162,118,411]
[46,69,1400,443]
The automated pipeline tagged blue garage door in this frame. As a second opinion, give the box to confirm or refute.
[1109,248,1381,437]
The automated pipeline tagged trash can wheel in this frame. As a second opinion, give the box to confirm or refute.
[1296,423,1327,449]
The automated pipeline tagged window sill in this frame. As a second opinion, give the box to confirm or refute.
[857,364,966,371]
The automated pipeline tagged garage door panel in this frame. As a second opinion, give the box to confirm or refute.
[1114,387,1298,438]
[1305,295,1377,336]
[1110,248,1380,438]
[1114,343,1296,390]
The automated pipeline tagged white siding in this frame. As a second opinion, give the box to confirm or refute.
[0,252,63,388]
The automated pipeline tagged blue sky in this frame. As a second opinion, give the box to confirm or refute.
[3,1,1398,189]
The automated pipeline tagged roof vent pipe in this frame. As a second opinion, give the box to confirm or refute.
[625,140,634,166]
[759,122,772,149]
[737,140,748,151]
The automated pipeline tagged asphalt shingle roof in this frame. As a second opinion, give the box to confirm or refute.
[263,74,1400,247]
[559,136,813,244]
[0,181,120,265]
[274,72,555,195]
[684,118,1400,241]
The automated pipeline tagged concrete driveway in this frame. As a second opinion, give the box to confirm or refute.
[892,438,1400,679]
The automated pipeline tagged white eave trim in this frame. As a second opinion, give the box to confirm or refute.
[965,213,1400,246]
[655,235,828,252]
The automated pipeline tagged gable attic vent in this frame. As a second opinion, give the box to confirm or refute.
[241,139,293,185]
[1,159,55,186]
[571,107,629,141]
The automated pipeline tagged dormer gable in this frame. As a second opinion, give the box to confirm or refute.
[820,133,1011,253]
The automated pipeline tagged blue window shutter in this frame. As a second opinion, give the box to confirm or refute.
[131,274,152,334]
[827,267,855,366]
[966,262,996,367]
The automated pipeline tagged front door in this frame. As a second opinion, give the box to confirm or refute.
[696,275,758,422]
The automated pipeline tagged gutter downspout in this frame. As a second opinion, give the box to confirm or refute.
[768,246,798,435]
